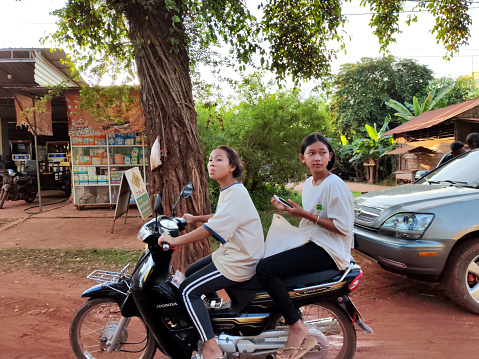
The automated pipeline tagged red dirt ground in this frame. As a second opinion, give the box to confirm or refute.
[1,190,479,358]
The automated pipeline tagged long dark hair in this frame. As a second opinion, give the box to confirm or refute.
[213,145,244,178]
[300,133,335,170]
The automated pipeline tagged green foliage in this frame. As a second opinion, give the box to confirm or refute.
[45,1,473,84]
[337,119,395,181]
[329,135,363,177]
[366,0,472,59]
[45,1,135,83]
[261,0,345,81]
[78,85,139,124]
[207,178,300,220]
[197,73,331,192]
[385,75,477,124]
[330,56,434,139]
[425,76,478,106]
[412,0,472,57]
[248,183,302,212]
[385,86,453,122]
[351,119,395,162]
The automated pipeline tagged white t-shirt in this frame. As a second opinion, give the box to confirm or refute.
[203,183,265,282]
[299,174,354,270]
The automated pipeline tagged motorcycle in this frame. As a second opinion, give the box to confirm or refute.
[0,169,37,209]
[70,183,372,359]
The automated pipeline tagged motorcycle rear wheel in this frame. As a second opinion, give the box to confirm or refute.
[0,189,7,209]
[276,302,356,359]
[70,297,157,359]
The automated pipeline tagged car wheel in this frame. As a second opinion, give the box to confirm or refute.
[443,239,479,315]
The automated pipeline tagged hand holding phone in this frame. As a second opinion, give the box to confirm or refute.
[273,195,293,208]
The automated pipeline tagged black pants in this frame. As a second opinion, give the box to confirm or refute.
[180,255,236,341]
[256,242,338,325]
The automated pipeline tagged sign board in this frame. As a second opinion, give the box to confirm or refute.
[125,167,152,219]
[112,167,151,232]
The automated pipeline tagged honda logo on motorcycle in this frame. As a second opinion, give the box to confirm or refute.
[156,302,178,308]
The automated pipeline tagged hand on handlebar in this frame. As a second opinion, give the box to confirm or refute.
[159,233,175,248]
[182,213,194,224]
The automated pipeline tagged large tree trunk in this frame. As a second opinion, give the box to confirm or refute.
[125,2,210,271]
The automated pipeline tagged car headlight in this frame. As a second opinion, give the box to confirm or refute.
[379,213,435,240]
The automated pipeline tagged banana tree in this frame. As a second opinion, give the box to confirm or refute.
[385,86,453,122]
[337,134,364,179]
[350,119,395,183]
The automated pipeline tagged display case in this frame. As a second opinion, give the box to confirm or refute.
[71,133,148,208]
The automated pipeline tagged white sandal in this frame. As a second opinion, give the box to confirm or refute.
[192,352,227,359]
[276,336,317,359]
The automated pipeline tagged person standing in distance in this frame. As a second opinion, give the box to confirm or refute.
[466,132,479,150]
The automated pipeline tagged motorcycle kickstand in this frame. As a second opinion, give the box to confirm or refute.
[107,316,131,353]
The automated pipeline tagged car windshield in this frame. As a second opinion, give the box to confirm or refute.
[417,149,479,188]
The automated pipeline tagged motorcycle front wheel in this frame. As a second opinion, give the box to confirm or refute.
[70,297,157,359]
[276,302,356,359]
[24,191,37,203]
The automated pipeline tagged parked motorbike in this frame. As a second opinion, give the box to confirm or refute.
[0,169,37,209]
[70,183,372,359]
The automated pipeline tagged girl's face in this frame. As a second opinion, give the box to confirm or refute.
[299,140,332,174]
[207,148,236,181]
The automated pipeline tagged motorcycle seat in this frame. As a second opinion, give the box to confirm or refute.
[16,178,30,185]
[231,268,345,292]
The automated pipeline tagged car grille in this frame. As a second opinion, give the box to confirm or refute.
[354,205,383,224]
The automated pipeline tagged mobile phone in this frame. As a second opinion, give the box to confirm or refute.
[274,195,293,208]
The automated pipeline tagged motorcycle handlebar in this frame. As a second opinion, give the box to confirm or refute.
[161,242,170,251]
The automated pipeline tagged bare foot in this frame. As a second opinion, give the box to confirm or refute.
[200,338,224,359]
[277,320,309,359]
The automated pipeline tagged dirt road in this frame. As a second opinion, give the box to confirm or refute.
[2,252,479,358]
[1,191,479,358]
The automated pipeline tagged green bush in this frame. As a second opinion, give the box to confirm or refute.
[208,177,301,213]
[249,183,301,211]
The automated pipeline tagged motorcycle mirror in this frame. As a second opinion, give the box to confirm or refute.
[154,194,163,232]
[181,182,194,199]
[172,182,195,217]
[154,194,163,215]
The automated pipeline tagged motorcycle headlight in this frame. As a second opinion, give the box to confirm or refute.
[379,213,434,240]
[137,223,155,241]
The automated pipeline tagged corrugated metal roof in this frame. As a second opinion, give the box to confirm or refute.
[386,146,418,155]
[383,97,479,136]
[34,50,80,87]
[386,145,436,155]
[0,48,86,98]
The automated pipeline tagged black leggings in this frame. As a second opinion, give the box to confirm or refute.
[180,255,236,341]
[256,242,338,325]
